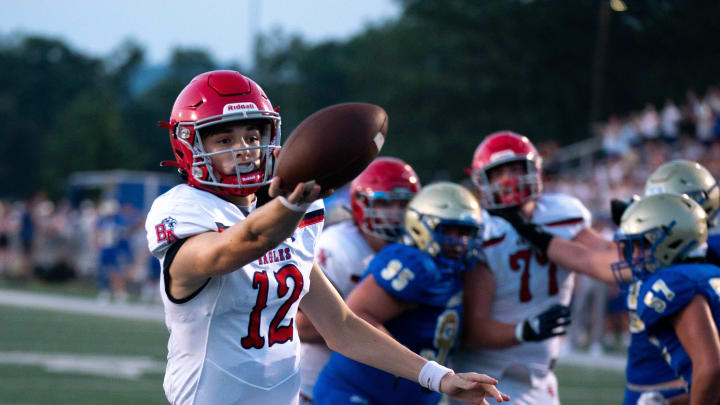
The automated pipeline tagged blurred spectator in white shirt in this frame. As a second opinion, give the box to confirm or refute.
[638,103,660,139]
[660,98,681,140]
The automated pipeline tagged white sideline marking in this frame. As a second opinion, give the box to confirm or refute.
[0,351,164,379]
[0,289,627,373]
[0,289,163,321]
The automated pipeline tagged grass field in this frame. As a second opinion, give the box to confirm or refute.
[0,302,626,405]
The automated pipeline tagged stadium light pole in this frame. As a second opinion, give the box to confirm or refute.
[589,0,627,126]
[589,0,611,126]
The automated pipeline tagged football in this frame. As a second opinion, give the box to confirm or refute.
[276,102,388,190]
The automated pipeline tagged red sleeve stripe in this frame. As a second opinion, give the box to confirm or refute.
[543,217,585,227]
[483,234,505,248]
[299,209,325,228]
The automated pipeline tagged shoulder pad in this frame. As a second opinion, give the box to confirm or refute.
[145,188,220,255]
[481,210,513,243]
[534,193,592,227]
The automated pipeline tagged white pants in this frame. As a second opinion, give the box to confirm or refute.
[448,369,560,405]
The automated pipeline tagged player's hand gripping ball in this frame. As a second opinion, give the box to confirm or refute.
[276,103,388,190]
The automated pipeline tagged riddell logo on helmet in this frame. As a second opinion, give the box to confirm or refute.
[489,150,516,162]
[241,173,261,182]
[223,102,259,114]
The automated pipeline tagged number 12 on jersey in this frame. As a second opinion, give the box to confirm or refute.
[241,264,303,349]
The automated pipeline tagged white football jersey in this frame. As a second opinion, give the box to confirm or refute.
[299,220,374,399]
[145,184,324,405]
[455,193,591,378]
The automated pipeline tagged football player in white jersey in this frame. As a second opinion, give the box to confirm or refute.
[146,70,508,405]
[296,156,421,404]
[452,131,617,405]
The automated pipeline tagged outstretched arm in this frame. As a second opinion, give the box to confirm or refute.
[491,209,621,284]
[168,178,329,298]
[300,262,510,404]
[545,234,621,284]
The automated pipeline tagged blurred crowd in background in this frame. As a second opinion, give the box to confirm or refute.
[1,83,719,356]
[0,195,160,304]
[540,83,720,355]
[544,84,720,225]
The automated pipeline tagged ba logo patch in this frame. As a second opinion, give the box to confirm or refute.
[155,216,177,243]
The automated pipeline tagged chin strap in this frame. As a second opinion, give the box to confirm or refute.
[160,160,182,168]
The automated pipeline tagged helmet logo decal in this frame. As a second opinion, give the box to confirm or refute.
[223,102,259,114]
[179,127,191,139]
[646,185,666,195]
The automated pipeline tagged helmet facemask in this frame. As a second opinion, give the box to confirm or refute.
[402,182,484,271]
[612,219,701,287]
[355,188,415,241]
[404,210,483,271]
[473,159,541,209]
[176,114,281,197]
[614,193,709,288]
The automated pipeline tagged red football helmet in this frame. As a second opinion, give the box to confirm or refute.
[160,70,281,197]
[470,131,542,209]
[350,157,421,241]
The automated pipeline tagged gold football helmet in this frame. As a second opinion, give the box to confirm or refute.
[645,159,720,224]
[403,182,483,267]
[612,193,707,281]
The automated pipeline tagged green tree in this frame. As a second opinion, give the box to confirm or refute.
[41,87,145,196]
[0,36,102,198]
[122,48,219,171]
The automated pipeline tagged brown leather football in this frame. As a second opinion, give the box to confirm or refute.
[276,103,388,190]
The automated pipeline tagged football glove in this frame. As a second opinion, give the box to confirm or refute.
[489,208,553,256]
[515,304,571,342]
[610,195,640,227]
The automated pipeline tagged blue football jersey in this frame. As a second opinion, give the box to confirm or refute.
[636,263,720,388]
[623,281,687,404]
[314,244,464,405]
[706,233,720,266]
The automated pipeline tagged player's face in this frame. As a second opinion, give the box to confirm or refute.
[202,122,263,175]
[486,161,526,184]
[439,224,477,259]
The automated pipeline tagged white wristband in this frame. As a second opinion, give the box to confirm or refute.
[515,321,525,343]
[277,196,311,213]
[418,360,453,392]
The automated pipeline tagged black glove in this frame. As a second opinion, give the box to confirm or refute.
[610,199,630,227]
[610,195,640,227]
[489,208,554,256]
[515,304,571,342]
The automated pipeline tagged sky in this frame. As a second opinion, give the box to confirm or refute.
[1,0,401,67]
